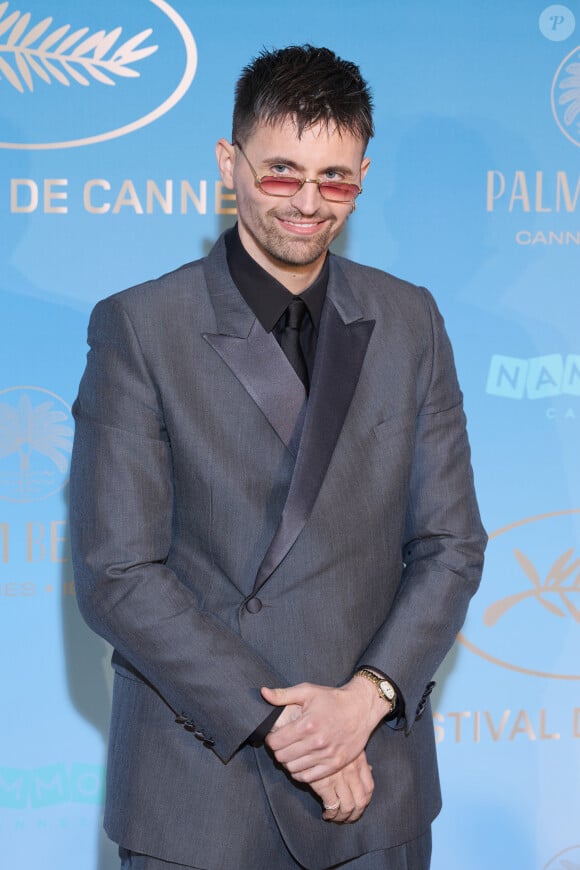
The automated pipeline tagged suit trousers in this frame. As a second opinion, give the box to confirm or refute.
[119,829,431,870]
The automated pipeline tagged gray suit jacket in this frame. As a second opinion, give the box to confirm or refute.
[70,234,486,869]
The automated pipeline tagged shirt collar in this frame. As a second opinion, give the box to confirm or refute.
[225,225,328,333]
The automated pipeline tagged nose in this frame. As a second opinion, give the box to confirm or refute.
[289,179,323,214]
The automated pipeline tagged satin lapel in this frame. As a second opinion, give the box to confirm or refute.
[204,322,306,456]
[253,268,375,595]
[202,236,306,455]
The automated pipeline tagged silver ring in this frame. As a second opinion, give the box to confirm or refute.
[324,801,341,811]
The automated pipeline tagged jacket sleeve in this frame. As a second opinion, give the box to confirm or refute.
[70,295,284,763]
[358,287,487,732]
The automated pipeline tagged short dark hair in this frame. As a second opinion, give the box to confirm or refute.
[232,45,374,147]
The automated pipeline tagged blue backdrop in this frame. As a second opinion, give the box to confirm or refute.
[1,1,579,868]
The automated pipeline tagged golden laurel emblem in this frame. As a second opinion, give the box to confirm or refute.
[0,0,197,150]
[0,2,158,92]
[459,510,580,680]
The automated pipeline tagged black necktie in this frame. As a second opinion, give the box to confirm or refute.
[279,298,309,391]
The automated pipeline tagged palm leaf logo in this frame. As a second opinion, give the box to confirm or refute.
[0,393,73,497]
[558,54,580,130]
[483,547,580,626]
[0,2,158,92]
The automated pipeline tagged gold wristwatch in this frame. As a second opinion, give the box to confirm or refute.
[356,668,397,712]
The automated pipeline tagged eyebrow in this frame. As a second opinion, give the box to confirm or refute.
[263,155,355,177]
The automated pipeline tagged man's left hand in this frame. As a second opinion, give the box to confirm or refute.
[262,677,387,783]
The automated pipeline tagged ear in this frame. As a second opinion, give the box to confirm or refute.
[360,156,371,183]
[216,138,236,189]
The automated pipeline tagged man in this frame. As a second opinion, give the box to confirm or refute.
[70,45,486,870]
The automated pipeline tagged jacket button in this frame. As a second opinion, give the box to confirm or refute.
[246,597,262,613]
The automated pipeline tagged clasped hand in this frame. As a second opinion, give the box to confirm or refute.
[262,678,386,823]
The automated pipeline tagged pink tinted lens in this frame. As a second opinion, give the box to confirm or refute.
[319,182,360,201]
[258,176,359,201]
[259,176,302,195]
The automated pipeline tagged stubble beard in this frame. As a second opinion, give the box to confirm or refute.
[248,206,340,268]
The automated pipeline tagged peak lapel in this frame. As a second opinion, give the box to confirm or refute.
[202,236,306,454]
[204,323,306,455]
[253,261,375,595]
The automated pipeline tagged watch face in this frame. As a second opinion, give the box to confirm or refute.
[379,681,395,701]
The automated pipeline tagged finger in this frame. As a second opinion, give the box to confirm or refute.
[337,761,374,823]
[317,757,373,823]
[330,785,356,824]
[283,757,346,783]
[321,794,342,821]
[261,684,309,707]
[268,731,339,765]
[312,781,342,821]
[311,775,349,822]
[343,781,372,822]
[267,720,336,760]
[265,721,313,754]
[317,773,356,824]
[280,741,370,784]
[357,759,374,796]
[266,718,333,757]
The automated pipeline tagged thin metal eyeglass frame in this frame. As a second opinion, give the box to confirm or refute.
[233,140,363,203]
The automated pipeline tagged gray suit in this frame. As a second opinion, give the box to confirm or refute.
[70,234,486,869]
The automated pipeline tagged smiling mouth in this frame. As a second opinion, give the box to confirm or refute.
[277,217,327,233]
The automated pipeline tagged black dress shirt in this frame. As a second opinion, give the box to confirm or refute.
[225,225,328,385]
